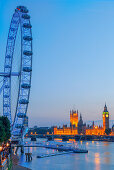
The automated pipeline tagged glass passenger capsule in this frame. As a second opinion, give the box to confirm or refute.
[23,50,33,56]
[5,65,11,68]
[23,67,32,72]
[10,28,16,31]
[12,20,18,24]
[4,104,9,107]
[4,85,10,88]
[22,14,30,19]
[4,113,9,116]
[15,124,23,129]
[6,55,11,58]
[19,99,29,104]
[23,23,32,28]
[13,133,21,137]
[8,36,14,40]
[23,36,32,41]
[21,83,31,88]
[17,113,26,118]
[21,8,28,13]
[4,95,9,98]
[16,6,28,13]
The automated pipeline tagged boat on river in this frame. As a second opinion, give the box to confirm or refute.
[42,144,88,153]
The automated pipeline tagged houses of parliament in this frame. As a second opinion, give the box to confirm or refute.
[54,103,110,135]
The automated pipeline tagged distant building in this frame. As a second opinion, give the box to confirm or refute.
[112,125,114,135]
[86,123,104,135]
[34,125,38,129]
[70,110,78,128]
[86,103,109,135]
[53,103,111,136]
[54,110,78,135]
[78,114,86,135]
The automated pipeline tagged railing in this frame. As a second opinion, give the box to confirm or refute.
[0,155,11,170]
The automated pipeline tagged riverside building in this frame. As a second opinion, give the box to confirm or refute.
[54,104,110,136]
[54,110,78,135]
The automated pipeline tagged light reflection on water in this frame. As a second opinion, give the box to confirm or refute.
[17,138,114,170]
[94,153,100,170]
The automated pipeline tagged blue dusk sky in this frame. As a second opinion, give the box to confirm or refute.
[0,0,114,127]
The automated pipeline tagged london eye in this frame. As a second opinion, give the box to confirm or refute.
[0,6,32,142]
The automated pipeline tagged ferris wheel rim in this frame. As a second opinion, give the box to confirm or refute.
[3,6,32,138]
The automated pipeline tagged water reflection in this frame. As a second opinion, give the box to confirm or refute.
[18,139,114,170]
[94,153,100,170]
[85,154,89,162]
[86,142,89,145]
[104,156,110,164]
[104,152,110,155]
[102,142,110,165]
[104,152,110,164]
[103,142,109,146]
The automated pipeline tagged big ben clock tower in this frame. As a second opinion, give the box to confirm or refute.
[102,103,109,130]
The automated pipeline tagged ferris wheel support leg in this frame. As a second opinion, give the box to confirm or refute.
[15,146,19,154]
[20,134,24,154]
[21,145,24,154]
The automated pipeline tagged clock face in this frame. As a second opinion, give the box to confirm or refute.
[106,115,109,117]
[103,115,105,118]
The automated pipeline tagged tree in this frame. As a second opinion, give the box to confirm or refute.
[2,116,11,141]
[105,128,111,135]
[0,123,5,143]
[0,116,11,142]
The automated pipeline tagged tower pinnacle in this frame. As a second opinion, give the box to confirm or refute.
[104,102,108,112]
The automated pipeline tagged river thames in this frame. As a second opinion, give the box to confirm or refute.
[18,139,114,170]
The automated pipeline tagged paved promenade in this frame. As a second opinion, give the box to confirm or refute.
[12,154,31,170]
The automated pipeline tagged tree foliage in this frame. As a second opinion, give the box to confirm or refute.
[0,116,11,143]
[105,128,111,135]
